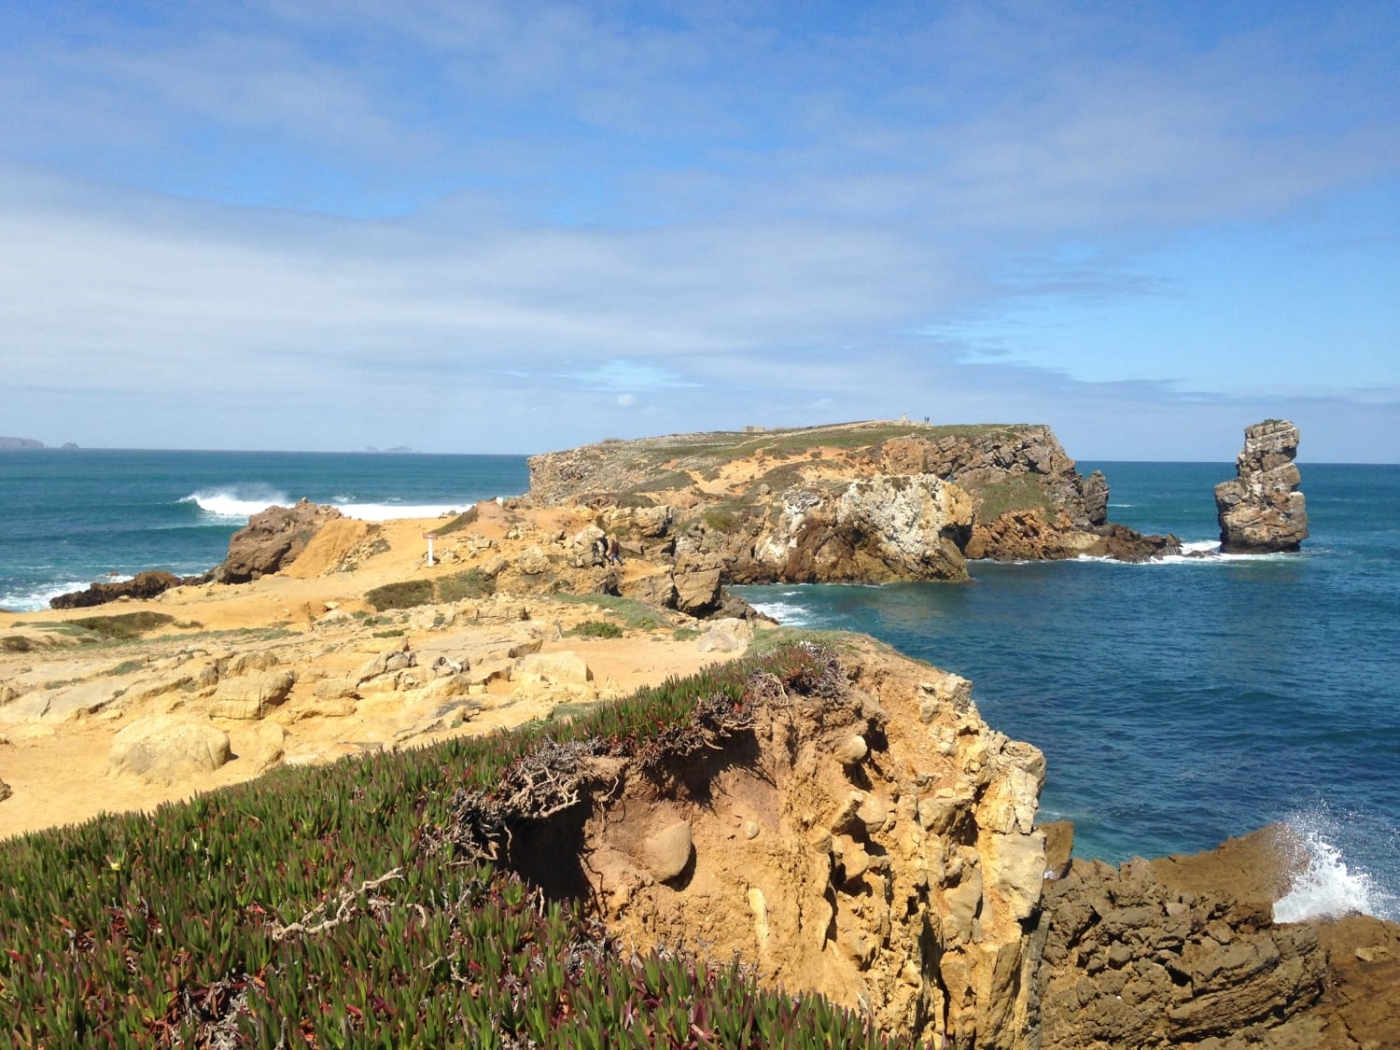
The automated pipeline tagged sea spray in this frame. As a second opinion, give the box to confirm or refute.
[1273,809,1398,922]
[180,486,290,521]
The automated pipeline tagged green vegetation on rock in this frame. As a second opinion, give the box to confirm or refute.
[0,643,913,1049]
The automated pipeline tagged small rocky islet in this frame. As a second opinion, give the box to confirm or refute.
[3,418,1390,1048]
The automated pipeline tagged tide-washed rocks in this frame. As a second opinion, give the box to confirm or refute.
[212,499,343,583]
[1036,827,1328,1050]
[107,715,232,785]
[50,569,204,609]
[1215,420,1309,554]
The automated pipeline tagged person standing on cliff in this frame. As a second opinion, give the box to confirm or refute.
[607,537,624,565]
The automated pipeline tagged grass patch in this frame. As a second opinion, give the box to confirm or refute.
[1,635,35,653]
[103,659,146,676]
[671,627,700,642]
[67,611,174,641]
[550,593,665,631]
[367,570,496,612]
[436,568,495,603]
[373,628,406,638]
[430,506,480,536]
[365,578,435,611]
[565,619,624,639]
[971,473,1056,520]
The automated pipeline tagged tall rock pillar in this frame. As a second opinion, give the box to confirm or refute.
[1214,420,1309,553]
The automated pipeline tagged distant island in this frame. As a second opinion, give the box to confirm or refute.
[363,445,417,454]
[0,438,79,450]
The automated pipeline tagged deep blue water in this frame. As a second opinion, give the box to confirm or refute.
[0,449,529,611]
[737,463,1400,919]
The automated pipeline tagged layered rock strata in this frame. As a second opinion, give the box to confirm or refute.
[525,422,1179,599]
[584,638,1049,1050]
[1215,420,1309,554]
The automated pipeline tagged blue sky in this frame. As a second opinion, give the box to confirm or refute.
[1,1,1396,460]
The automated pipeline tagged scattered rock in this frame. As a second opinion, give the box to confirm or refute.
[1215,420,1309,554]
[0,778,10,803]
[107,715,232,785]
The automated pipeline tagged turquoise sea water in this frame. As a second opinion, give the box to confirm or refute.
[0,449,529,611]
[2,452,1396,919]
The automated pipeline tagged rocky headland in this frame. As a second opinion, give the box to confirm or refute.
[526,421,1179,605]
[3,420,1394,1047]
[1216,420,1309,554]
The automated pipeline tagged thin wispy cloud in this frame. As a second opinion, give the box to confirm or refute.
[0,1,1395,459]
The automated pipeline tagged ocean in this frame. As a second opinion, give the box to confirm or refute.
[2,452,1396,920]
[0,449,529,611]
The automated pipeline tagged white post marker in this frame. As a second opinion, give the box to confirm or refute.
[424,532,435,567]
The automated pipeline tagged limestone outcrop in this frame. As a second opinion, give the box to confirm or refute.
[212,499,343,583]
[584,638,1050,1050]
[526,422,1179,592]
[1215,421,1309,554]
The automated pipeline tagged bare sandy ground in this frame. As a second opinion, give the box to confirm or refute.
[0,507,751,841]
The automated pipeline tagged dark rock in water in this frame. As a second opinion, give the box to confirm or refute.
[211,499,342,584]
[50,570,202,609]
[1215,420,1309,553]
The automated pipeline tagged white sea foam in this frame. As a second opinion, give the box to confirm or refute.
[746,599,815,627]
[180,487,289,522]
[1273,810,1397,923]
[332,501,471,522]
[179,488,469,523]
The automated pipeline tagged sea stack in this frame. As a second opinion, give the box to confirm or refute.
[1214,420,1309,553]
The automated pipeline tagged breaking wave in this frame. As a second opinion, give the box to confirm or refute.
[1273,809,1398,923]
[178,488,470,524]
[179,487,289,522]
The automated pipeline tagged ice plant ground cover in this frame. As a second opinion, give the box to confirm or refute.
[0,643,912,1049]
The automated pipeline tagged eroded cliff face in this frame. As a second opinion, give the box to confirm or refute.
[1215,420,1309,554]
[526,422,1177,593]
[583,637,1049,1050]
[554,641,1400,1050]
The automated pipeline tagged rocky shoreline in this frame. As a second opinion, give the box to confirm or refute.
[1,420,1384,1047]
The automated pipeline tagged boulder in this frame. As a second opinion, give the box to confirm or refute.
[1215,420,1309,554]
[673,567,722,615]
[107,715,231,785]
[50,570,199,610]
[0,777,10,803]
[355,644,417,685]
[239,722,286,773]
[212,499,343,584]
[516,651,592,684]
[641,820,693,882]
[696,617,752,653]
[208,670,296,720]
